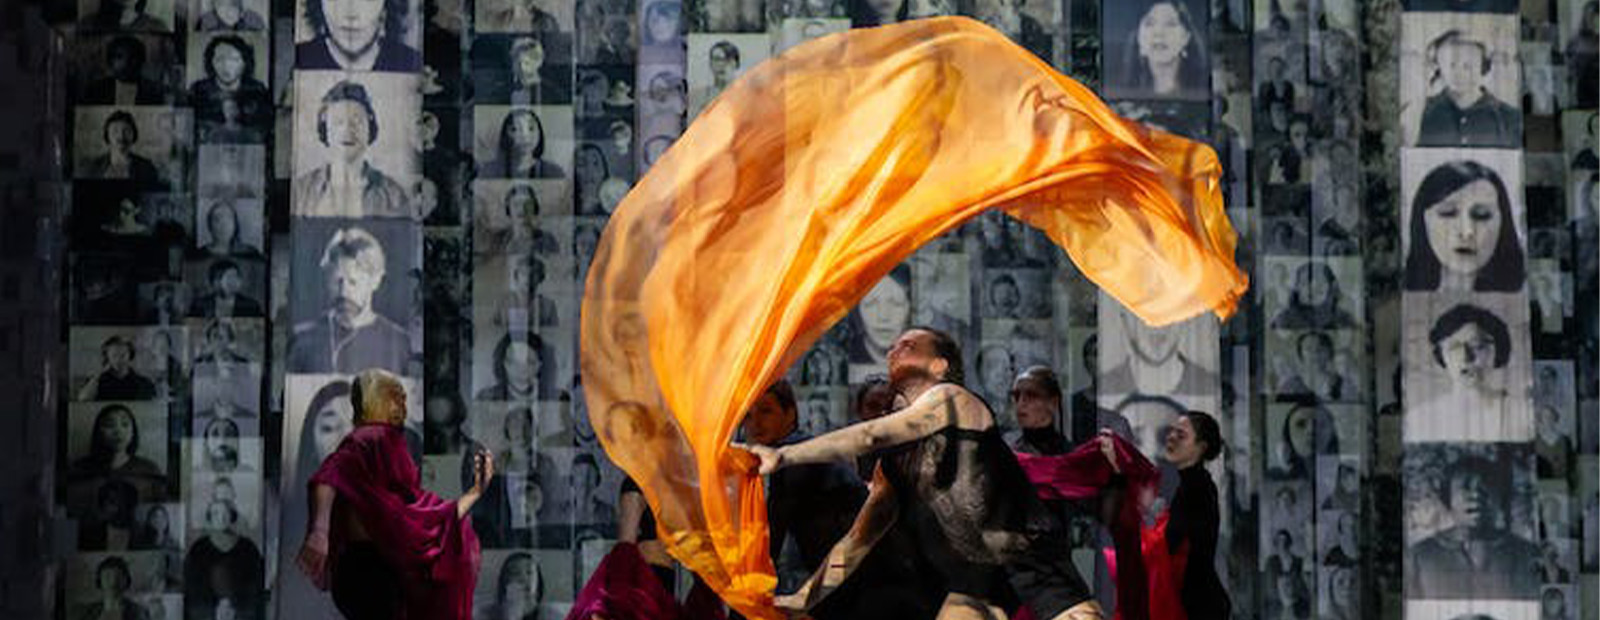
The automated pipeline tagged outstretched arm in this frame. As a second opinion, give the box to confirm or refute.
[296,483,338,589]
[751,383,974,474]
[775,465,900,614]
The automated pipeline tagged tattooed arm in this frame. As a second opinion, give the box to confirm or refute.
[750,383,980,474]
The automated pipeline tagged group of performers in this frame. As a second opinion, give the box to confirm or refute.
[293,326,1231,620]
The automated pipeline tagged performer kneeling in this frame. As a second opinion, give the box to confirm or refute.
[295,368,493,620]
[748,327,1104,620]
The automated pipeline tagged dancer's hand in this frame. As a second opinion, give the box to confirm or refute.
[296,529,330,590]
[730,443,782,475]
[1096,430,1120,474]
[469,448,496,496]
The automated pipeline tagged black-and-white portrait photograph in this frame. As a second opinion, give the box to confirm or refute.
[193,364,264,439]
[194,0,269,31]
[1562,0,1598,108]
[969,0,1055,62]
[287,220,418,376]
[475,0,574,34]
[473,180,572,253]
[292,73,421,219]
[64,553,170,620]
[641,0,687,63]
[70,327,176,402]
[187,426,264,476]
[472,251,572,337]
[1263,402,1351,480]
[1319,563,1360,620]
[909,251,971,341]
[1404,601,1540,620]
[78,0,175,31]
[473,104,574,181]
[571,140,632,214]
[687,0,766,32]
[472,550,576,620]
[776,17,849,53]
[797,386,848,435]
[1267,330,1364,404]
[1401,149,1526,294]
[1097,294,1220,414]
[198,144,267,199]
[1540,586,1577,620]
[188,33,274,143]
[74,106,180,187]
[295,0,423,72]
[73,34,176,106]
[194,194,266,258]
[64,401,171,514]
[1102,0,1209,100]
[186,254,268,318]
[1266,257,1363,331]
[685,33,769,119]
[981,268,1050,320]
[471,327,570,402]
[181,490,266,620]
[1400,14,1521,148]
[1404,443,1537,600]
[843,264,911,376]
[638,63,687,140]
[1403,295,1533,442]
[471,33,574,105]
[70,182,167,243]
[574,0,637,65]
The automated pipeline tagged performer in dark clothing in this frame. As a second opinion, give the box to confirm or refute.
[1160,411,1231,620]
[751,327,1103,620]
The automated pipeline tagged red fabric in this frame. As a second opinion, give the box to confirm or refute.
[567,543,729,620]
[309,423,480,620]
[1013,436,1170,620]
[1140,515,1188,620]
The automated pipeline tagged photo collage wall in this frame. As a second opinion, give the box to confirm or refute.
[48,0,1598,619]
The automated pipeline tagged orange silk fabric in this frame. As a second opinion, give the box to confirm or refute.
[580,16,1248,619]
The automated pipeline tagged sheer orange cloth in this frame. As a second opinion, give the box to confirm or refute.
[580,16,1247,619]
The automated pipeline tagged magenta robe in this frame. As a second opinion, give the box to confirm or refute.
[310,423,480,620]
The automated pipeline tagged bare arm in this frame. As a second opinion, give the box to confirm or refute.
[754,384,971,474]
[296,484,338,588]
[775,465,900,613]
[456,449,494,519]
[617,489,645,543]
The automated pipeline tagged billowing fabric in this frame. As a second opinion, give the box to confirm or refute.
[580,16,1246,618]
[308,424,480,620]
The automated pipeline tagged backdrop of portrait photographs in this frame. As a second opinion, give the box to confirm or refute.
[1399,148,1527,296]
[1398,13,1521,148]
[1101,0,1210,100]
[472,104,576,183]
[294,0,423,72]
[193,194,267,258]
[64,553,173,620]
[197,144,268,198]
[291,71,423,219]
[192,0,270,31]
[1401,294,1533,442]
[285,219,419,376]
[185,253,269,319]
[1404,443,1538,600]
[470,32,575,105]
[684,33,770,119]
[475,0,576,35]
[1096,294,1221,416]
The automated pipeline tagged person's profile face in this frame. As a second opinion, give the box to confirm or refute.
[212,43,246,85]
[323,0,386,56]
[708,45,737,81]
[324,100,372,161]
[1012,380,1058,429]
[1448,472,1492,530]
[1137,3,1191,66]
[325,257,380,319]
[742,392,793,445]
[1438,41,1486,97]
[313,400,354,458]
[886,330,940,383]
[1423,179,1502,279]
[859,277,910,351]
[1436,321,1495,385]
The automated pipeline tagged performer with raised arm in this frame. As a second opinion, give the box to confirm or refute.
[747,327,1104,620]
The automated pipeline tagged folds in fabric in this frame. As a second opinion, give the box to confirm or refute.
[580,16,1247,618]
[309,424,479,620]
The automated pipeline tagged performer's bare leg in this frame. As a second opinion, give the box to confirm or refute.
[937,593,1008,620]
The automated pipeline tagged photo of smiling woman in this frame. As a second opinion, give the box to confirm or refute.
[1402,153,1525,293]
[1103,0,1210,100]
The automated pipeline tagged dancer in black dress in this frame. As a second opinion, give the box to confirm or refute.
[1160,411,1231,619]
[749,327,1103,620]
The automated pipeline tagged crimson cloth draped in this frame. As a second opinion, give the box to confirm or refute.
[309,423,480,620]
[566,543,729,620]
[1014,435,1185,620]
[581,15,1247,618]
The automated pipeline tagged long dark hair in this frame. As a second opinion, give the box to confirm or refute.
[1182,410,1224,462]
[492,331,557,397]
[203,34,257,83]
[496,551,545,612]
[498,109,547,166]
[1403,161,1524,292]
[87,404,140,467]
